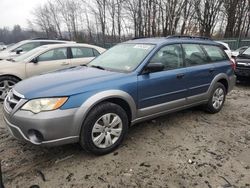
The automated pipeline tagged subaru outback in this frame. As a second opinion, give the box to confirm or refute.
[3,36,236,155]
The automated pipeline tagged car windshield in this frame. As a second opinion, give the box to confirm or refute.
[12,46,48,62]
[88,43,155,72]
[240,47,250,57]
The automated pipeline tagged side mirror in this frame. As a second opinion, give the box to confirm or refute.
[31,57,38,63]
[143,63,164,74]
[16,48,23,54]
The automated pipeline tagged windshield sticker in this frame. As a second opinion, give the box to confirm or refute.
[133,44,151,50]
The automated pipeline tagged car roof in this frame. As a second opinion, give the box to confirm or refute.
[34,43,106,52]
[24,39,75,43]
[124,37,220,46]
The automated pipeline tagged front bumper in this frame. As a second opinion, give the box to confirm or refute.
[235,67,250,77]
[3,101,80,146]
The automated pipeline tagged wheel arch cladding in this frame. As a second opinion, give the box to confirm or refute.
[208,73,229,95]
[217,79,228,93]
[73,90,137,134]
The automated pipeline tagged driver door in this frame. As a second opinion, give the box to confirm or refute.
[137,44,188,117]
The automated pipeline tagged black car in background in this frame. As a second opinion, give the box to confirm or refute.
[235,47,250,80]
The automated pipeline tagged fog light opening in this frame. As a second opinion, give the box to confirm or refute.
[27,129,44,143]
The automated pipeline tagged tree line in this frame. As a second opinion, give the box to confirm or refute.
[0,0,250,45]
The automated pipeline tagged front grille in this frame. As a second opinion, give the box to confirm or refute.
[237,62,250,68]
[5,90,22,111]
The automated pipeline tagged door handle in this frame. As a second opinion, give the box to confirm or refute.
[176,73,185,79]
[61,62,69,66]
[209,68,215,73]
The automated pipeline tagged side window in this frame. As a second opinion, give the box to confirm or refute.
[15,42,40,52]
[149,44,183,70]
[71,47,94,58]
[93,49,100,57]
[182,44,208,66]
[37,48,67,62]
[203,45,227,62]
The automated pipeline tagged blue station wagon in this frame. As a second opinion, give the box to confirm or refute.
[3,36,236,155]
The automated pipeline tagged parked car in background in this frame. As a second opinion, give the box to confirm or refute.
[3,36,236,155]
[235,47,250,80]
[0,39,75,60]
[215,41,232,58]
[0,43,105,100]
[0,42,6,51]
[232,46,249,57]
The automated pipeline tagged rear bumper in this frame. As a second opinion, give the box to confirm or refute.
[3,102,80,146]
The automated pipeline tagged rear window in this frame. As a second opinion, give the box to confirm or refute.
[203,45,228,62]
[71,47,95,58]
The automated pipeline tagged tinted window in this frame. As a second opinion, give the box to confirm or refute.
[37,48,67,62]
[149,44,183,70]
[203,45,227,61]
[242,47,250,55]
[71,47,94,58]
[182,44,208,66]
[15,42,40,52]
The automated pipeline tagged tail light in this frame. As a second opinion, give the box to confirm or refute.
[230,58,236,71]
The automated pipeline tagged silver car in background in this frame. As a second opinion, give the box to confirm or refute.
[0,39,75,60]
[0,43,106,100]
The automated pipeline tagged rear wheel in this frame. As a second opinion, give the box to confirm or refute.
[80,102,128,155]
[206,82,226,114]
[0,76,19,100]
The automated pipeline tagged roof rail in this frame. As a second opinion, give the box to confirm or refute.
[131,37,149,40]
[30,37,49,40]
[167,35,213,41]
[30,37,71,41]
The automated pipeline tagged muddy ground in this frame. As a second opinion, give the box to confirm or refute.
[0,82,250,188]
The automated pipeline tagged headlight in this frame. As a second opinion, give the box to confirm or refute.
[21,97,68,113]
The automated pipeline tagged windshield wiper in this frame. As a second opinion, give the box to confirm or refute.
[90,65,105,70]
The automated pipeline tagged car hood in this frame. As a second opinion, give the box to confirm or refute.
[14,66,126,99]
[236,55,250,61]
[0,51,10,59]
[0,60,17,69]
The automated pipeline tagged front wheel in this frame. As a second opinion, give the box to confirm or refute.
[80,102,128,155]
[206,82,226,114]
[0,76,19,101]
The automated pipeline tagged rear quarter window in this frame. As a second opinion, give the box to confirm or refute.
[203,45,228,62]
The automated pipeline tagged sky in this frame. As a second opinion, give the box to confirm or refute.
[0,0,47,29]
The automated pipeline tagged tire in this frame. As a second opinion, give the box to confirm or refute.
[80,102,129,155]
[0,76,20,101]
[205,82,226,114]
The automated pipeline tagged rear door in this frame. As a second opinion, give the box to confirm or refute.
[26,47,70,77]
[70,47,98,66]
[182,44,215,100]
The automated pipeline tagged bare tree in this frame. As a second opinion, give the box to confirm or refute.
[194,0,223,37]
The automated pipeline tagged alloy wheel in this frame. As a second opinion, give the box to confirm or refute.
[91,113,123,149]
[212,88,224,110]
[0,80,15,100]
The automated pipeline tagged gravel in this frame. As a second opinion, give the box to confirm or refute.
[0,83,250,187]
